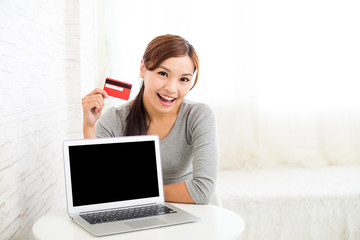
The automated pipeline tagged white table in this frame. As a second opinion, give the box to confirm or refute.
[33,203,245,240]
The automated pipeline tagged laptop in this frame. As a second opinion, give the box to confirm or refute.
[62,135,200,236]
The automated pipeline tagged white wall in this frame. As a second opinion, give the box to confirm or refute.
[0,0,98,239]
[100,0,360,169]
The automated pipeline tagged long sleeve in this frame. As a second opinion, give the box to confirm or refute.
[184,103,219,204]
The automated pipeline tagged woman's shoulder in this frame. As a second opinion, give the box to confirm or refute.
[180,99,217,142]
[97,102,130,127]
[102,102,131,118]
[181,99,215,117]
[96,102,131,137]
[180,99,216,130]
[115,101,131,115]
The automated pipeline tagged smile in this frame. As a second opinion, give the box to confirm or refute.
[157,93,176,105]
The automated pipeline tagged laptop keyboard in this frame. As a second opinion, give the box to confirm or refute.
[80,204,177,225]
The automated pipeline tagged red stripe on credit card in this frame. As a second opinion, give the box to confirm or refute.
[104,78,132,100]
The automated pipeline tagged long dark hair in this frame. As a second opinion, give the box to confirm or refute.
[124,34,199,136]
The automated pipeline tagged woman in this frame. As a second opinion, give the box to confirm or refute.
[82,34,218,204]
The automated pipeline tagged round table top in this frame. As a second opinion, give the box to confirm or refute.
[33,203,245,240]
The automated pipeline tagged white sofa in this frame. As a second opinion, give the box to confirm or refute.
[217,166,360,240]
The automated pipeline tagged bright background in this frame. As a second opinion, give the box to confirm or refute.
[99,0,360,169]
[1,0,359,239]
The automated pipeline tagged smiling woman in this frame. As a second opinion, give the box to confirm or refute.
[127,35,199,136]
[81,34,219,205]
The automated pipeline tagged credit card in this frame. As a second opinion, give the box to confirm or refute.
[103,78,132,100]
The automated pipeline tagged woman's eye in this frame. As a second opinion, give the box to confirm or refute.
[180,77,190,82]
[158,72,167,77]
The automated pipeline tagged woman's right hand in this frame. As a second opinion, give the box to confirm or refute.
[82,88,108,137]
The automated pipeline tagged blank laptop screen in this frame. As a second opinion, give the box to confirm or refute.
[68,140,159,207]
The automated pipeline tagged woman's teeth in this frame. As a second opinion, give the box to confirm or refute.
[158,93,175,102]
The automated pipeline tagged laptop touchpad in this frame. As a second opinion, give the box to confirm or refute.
[125,218,167,229]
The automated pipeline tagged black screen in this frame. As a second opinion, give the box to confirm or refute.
[68,140,159,206]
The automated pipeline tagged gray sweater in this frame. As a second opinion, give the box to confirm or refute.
[95,99,219,204]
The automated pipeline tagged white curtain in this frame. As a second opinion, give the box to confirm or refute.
[98,0,360,169]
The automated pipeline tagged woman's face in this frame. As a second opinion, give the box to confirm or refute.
[140,56,194,116]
